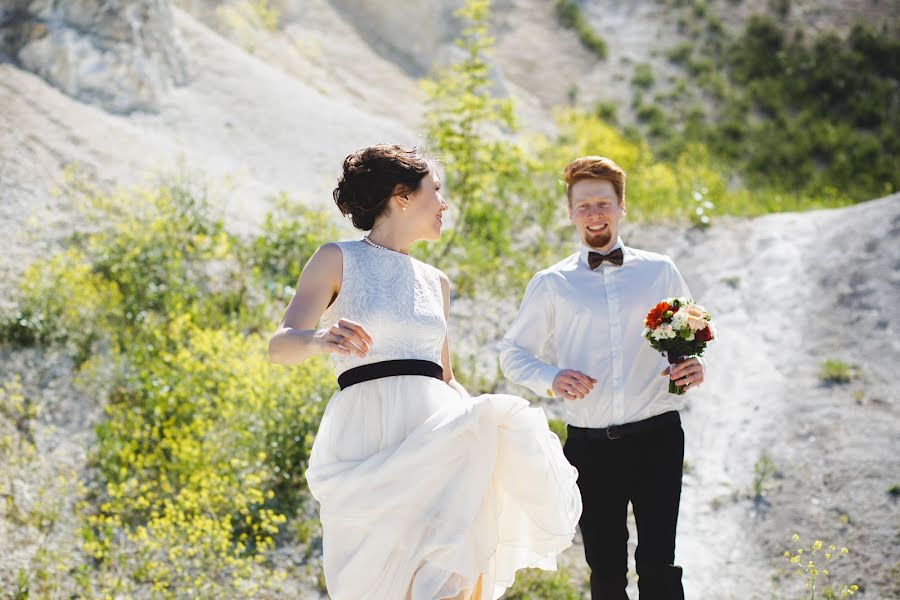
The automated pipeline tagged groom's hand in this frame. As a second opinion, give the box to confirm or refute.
[552,370,597,400]
[661,357,705,391]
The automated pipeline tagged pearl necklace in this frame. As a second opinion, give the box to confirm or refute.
[362,235,406,254]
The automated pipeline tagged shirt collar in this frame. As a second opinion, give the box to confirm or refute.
[579,237,625,268]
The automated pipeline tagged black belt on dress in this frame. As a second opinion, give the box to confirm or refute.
[337,359,444,390]
[566,410,681,441]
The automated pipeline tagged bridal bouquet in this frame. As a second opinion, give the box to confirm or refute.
[642,297,715,395]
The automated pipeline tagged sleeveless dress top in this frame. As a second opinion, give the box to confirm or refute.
[305,240,582,600]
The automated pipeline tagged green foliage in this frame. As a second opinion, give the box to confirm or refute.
[1,172,338,596]
[667,42,693,64]
[13,568,29,600]
[554,0,608,59]
[503,566,584,599]
[547,418,568,445]
[632,63,656,89]
[84,319,333,596]
[0,248,122,365]
[420,0,563,296]
[819,359,855,384]
[244,192,338,304]
[752,453,777,499]
[695,17,897,200]
[594,100,619,124]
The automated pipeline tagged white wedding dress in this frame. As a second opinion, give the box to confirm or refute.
[305,240,582,600]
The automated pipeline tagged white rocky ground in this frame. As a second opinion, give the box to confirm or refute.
[1,0,898,597]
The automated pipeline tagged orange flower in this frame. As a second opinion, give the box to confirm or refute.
[645,302,670,330]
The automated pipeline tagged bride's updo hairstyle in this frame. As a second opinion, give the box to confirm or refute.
[333,144,432,230]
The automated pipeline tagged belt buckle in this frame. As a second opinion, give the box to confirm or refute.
[606,425,622,440]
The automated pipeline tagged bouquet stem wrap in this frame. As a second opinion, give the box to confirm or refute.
[666,353,689,395]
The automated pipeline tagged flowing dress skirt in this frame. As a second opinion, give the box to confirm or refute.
[306,376,582,600]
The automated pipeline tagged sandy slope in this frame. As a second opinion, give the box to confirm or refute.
[0,5,418,288]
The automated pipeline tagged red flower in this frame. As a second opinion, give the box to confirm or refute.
[696,327,713,342]
[645,302,670,330]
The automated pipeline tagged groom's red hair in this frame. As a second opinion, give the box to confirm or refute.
[562,156,626,206]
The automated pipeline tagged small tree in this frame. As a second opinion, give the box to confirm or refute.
[420,0,550,296]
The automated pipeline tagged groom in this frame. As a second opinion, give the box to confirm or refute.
[500,156,704,599]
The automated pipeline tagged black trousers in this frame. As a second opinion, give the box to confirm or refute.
[563,414,685,600]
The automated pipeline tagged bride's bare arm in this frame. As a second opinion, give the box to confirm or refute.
[268,243,372,366]
[438,271,469,398]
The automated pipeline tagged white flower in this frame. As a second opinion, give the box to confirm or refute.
[651,324,677,340]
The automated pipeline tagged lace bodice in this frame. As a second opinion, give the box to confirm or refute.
[321,240,447,376]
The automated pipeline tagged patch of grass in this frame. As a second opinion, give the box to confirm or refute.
[752,453,777,499]
[888,484,900,498]
[819,359,854,384]
[504,566,583,599]
[548,418,568,445]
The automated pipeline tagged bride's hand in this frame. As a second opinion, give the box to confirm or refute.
[316,319,373,357]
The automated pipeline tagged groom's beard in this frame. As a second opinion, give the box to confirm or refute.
[583,229,613,249]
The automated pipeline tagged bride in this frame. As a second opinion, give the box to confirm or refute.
[268,144,582,600]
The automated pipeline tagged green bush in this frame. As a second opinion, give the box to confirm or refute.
[0,248,122,365]
[1,170,340,596]
[698,17,899,200]
[632,63,655,89]
[555,0,608,59]
[421,0,566,296]
[667,42,693,64]
[246,192,338,301]
[504,566,583,599]
[83,319,334,595]
[819,359,854,384]
[548,418,568,445]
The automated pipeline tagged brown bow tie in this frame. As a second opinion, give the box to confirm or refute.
[588,248,624,269]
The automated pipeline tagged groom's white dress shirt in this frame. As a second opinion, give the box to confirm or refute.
[500,238,694,429]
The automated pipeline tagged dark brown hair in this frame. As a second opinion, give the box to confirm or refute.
[333,144,432,230]
[562,156,626,205]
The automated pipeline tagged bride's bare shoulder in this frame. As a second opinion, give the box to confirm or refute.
[298,242,344,284]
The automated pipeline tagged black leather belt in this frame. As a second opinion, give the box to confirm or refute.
[337,359,444,390]
[567,411,681,441]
